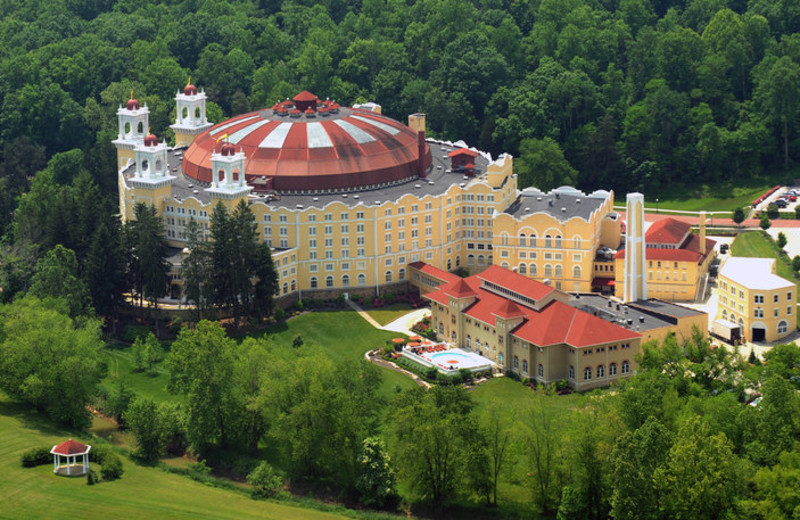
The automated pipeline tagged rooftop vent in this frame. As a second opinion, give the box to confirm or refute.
[313,197,319,201]
[561,207,566,212]
[192,190,199,194]
[627,319,633,326]
[616,304,620,311]
[459,183,466,187]
[548,200,553,207]
[555,193,560,199]
[353,195,359,199]
[415,184,421,189]
[608,300,612,308]
[342,194,348,198]
[524,207,530,212]
[576,198,581,203]
[296,204,303,209]
[463,176,469,181]
[428,181,435,185]
[537,196,542,201]
[639,316,645,323]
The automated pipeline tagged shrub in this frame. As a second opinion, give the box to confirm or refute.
[21,447,51,468]
[760,213,772,230]
[90,444,124,481]
[121,324,150,343]
[273,307,286,321]
[424,367,438,380]
[778,232,788,250]
[292,335,304,348]
[86,468,99,485]
[505,369,521,381]
[187,460,212,482]
[767,203,780,219]
[247,461,284,499]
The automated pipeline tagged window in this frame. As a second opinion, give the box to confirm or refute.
[385,271,393,283]
[597,365,605,378]
[545,235,552,248]
[358,274,366,287]
[326,276,333,288]
[754,308,764,318]
[522,360,528,373]
[555,265,562,277]
[569,365,575,379]
[519,263,527,275]
[398,268,406,281]
[778,320,788,334]
[545,264,552,277]
[531,264,537,276]
[754,295,764,304]
[584,367,592,380]
[622,361,630,374]
[555,236,562,248]
[310,277,318,289]
[513,356,519,369]
[774,294,779,303]
[573,266,581,278]
[538,364,543,377]
[609,363,617,376]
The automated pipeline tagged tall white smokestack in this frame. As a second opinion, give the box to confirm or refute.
[625,193,647,302]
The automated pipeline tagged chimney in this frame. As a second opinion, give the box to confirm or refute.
[699,211,707,255]
[408,113,427,178]
[624,193,647,303]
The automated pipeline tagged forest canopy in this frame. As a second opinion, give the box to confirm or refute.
[1,0,799,217]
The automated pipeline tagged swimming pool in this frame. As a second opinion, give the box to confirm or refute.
[402,347,495,373]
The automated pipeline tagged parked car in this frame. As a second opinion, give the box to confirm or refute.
[720,244,729,254]
[784,195,797,202]
[775,199,789,208]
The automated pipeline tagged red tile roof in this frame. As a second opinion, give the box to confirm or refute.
[477,264,554,301]
[614,235,716,264]
[443,279,478,298]
[408,261,460,285]
[293,90,318,102]
[51,439,90,455]
[645,218,690,245]
[424,267,640,348]
[448,148,479,158]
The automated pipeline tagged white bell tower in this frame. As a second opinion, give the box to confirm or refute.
[112,97,150,170]
[205,143,252,203]
[171,83,213,148]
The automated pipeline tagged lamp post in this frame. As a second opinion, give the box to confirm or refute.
[656,197,659,214]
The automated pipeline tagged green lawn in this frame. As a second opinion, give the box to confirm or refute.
[0,394,349,520]
[99,345,176,404]
[365,303,415,326]
[730,231,800,328]
[252,311,418,399]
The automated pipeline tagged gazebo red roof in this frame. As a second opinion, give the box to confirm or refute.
[51,439,90,455]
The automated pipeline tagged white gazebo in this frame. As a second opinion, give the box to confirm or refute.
[50,439,91,476]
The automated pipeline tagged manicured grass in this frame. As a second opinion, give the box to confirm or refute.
[730,231,800,328]
[365,303,415,326]
[99,345,176,404]
[252,311,418,399]
[0,394,349,520]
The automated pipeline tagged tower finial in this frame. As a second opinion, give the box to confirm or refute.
[130,89,134,100]
[187,75,191,87]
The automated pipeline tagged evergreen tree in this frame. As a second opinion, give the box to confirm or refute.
[182,218,211,320]
[84,217,126,329]
[127,203,170,335]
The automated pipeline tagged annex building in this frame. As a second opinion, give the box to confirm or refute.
[716,256,796,343]
[113,84,634,301]
[412,262,706,390]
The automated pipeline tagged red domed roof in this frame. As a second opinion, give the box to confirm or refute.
[126,98,140,110]
[182,99,432,191]
[144,133,158,147]
[220,142,236,156]
[184,84,198,96]
[51,439,90,456]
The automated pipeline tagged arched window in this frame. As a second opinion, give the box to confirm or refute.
[342,274,350,287]
[545,234,552,248]
[584,367,592,380]
[124,122,131,135]
[545,264,553,277]
[195,106,202,120]
[522,360,528,373]
[182,107,189,120]
[438,322,444,334]
[456,256,461,267]
[282,282,288,294]
[530,234,537,247]
[569,365,575,379]
[357,274,366,287]
[721,309,727,320]
[573,237,581,250]
[597,365,605,378]
[466,335,471,349]
[555,265,562,277]
[531,264,537,276]
[468,254,475,266]
[385,271,393,283]
[573,266,581,279]
[513,356,519,369]
[310,277,318,289]
[498,352,504,364]
[291,280,296,292]
[326,276,334,288]
[538,363,544,377]
[609,363,617,376]
[519,234,526,247]
[501,262,510,269]
[622,361,630,374]
[399,268,406,281]
[137,121,144,134]
[778,320,788,334]
[488,255,493,265]
[451,331,456,343]
[555,236,562,248]
[478,255,485,266]
[519,263,527,275]
[447,259,452,270]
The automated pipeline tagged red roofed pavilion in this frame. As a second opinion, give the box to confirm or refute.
[51,439,91,476]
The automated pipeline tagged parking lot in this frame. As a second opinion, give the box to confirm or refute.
[754,186,800,213]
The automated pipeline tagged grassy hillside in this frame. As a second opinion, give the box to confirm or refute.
[0,394,349,520]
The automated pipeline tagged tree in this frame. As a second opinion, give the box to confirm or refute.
[0,296,103,428]
[131,333,163,373]
[526,388,567,514]
[475,405,515,506]
[165,320,239,454]
[610,417,673,520]
[793,255,800,273]
[653,416,739,520]
[516,137,578,191]
[356,437,397,508]
[124,396,165,463]
[29,244,91,318]
[753,56,800,167]
[84,217,127,329]
[777,232,788,250]
[760,213,771,230]
[127,203,169,334]
[247,461,284,499]
[181,218,211,319]
[751,450,800,518]
[732,206,745,225]
[391,386,478,506]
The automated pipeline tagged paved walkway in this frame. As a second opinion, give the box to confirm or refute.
[345,299,382,328]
